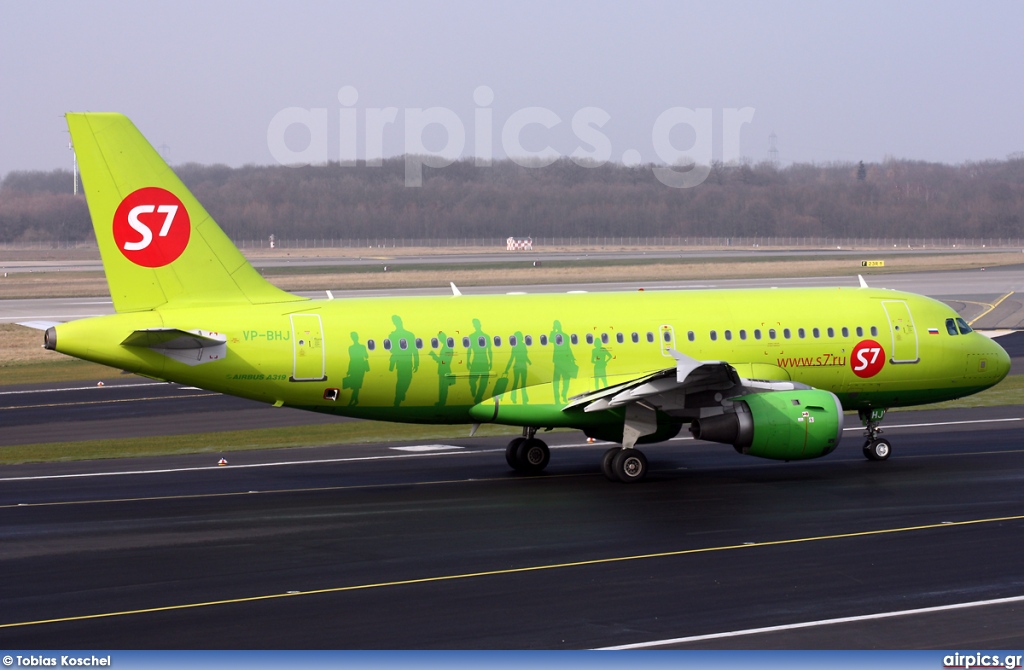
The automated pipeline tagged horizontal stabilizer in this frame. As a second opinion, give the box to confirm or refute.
[16,320,62,331]
[121,328,227,365]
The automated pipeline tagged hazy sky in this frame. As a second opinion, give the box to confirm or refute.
[2,0,1023,179]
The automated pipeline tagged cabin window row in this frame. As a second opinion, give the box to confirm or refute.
[364,330,672,351]
[700,325,880,342]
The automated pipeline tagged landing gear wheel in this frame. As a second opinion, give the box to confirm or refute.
[863,438,891,461]
[601,447,620,481]
[515,438,550,473]
[611,448,648,483]
[505,437,527,469]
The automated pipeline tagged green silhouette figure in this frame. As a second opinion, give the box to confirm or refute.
[429,332,455,407]
[503,331,532,403]
[550,320,578,404]
[467,318,492,404]
[388,315,419,406]
[591,340,612,390]
[343,332,370,406]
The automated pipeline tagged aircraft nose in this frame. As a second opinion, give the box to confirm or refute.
[991,338,1012,381]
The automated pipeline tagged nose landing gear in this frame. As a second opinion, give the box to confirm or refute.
[860,408,891,461]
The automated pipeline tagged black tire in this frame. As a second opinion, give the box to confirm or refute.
[865,438,891,461]
[516,438,550,473]
[612,448,648,483]
[505,437,527,469]
[601,447,620,481]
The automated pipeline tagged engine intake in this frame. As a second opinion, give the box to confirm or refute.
[690,389,844,460]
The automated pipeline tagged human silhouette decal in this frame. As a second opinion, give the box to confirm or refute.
[343,332,369,406]
[550,320,578,404]
[429,332,455,407]
[503,330,532,403]
[388,315,419,406]
[591,339,612,390]
[467,318,492,404]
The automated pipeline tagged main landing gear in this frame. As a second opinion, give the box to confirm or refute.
[601,447,649,483]
[860,408,891,461]
[505,427,550,474]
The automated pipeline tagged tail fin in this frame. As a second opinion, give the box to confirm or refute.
[66,113,302,312]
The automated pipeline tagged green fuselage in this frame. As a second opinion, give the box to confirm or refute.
[54,286,1011,430]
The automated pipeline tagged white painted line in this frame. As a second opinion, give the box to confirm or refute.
[0,449,489,482]
[5,314,106,320]
[842,417,1022,431]
[597,594,1024,649]
[391,445,464,452]
[1,417,1019,483]
[0,382,165,396]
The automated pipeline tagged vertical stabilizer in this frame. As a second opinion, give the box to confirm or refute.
[66,113,302,312]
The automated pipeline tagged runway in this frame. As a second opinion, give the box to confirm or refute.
[3,266,1024,326]
[1,405,1023,648]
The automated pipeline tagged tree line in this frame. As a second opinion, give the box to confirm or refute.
[2,155,1022,244]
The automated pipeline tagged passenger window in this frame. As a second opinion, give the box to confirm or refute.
[871,326,878,336]
[601,333,609,344]
[710,330,718,341]
[754,329,762,340]
[842,327,849,338]
[663,331,672,342]
[494,336,502,347]
[769,328,776,339]
[462,337,470,348]
[798,328,805,339]
[724,330,732,341]
[383,339,392,350]
[647,332,655,343]
[367,339,376,351]
[430,337,439,349]
[856,326,863,337]
[616,332,624,344]
[509,335,518,346]
[827,327,835,338]
[525,335,533,346]
[946,318,958,335]
[571,334,579,345]
[446,337,455,348]
[812,327,820,338]
[555,334,564,345]
[631,332,639,343]
[540,334,548,345]
[586,333,594,344]
[477,336,486,348]
[783,328,791,339]
[399,338,408,350]
[688,331,695,342]
[956,317,973,334]
[415,338,423,349]
[739,329,747,340]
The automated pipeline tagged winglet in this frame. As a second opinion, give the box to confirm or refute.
[858,274,869,288]
[450,282,462,297]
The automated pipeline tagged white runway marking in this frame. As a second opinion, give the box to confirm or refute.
[0,417,1018,483]
[391,445,464,452]
[0,382,165,396]
[596,594,1024,649]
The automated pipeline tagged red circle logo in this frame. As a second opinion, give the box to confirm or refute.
[850,339,886,378]
[112,187,191,267]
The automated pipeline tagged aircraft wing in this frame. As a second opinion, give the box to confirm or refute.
[563,349,810,448]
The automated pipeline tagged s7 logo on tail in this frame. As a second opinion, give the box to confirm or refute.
[113,187,191,267]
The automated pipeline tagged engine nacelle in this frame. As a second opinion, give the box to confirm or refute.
[689,389,844,460]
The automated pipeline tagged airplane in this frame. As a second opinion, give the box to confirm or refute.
[24,113,1012,483]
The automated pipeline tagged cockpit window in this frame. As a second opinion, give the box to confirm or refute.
[946,318,959,336]
[956,317,973,334]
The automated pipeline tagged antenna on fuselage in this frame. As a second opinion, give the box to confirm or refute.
[450,282,462,296]
[858,275,869,288]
